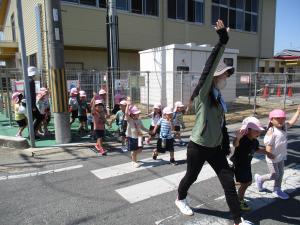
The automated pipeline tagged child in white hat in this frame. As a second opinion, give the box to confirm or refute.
[173,101,186,145]
[78,90,89,133]
[152,106,177,165]
[146,103,162,145]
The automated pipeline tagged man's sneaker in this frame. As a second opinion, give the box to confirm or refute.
[272,188,289,199]
[235,217,254,225]
[175,198,193,216]
[121,146,128,152]
[254,174,264,192]
[132,162,140,168]
[240,200,251,211]
[170,158,178,166]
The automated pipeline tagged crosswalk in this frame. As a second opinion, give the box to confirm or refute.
[90,150,300,224]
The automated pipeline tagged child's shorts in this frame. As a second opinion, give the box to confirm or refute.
[127,137,142,151]
[234,165,252,183]
[157,138,174,153]
[78,115,87,122]
[71,110,78,119]
[95,130,105,139]
[16,119,27,128]
[174,126,180,132]
[149,125,160,137]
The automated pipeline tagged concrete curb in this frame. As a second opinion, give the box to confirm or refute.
[0,135,30,149]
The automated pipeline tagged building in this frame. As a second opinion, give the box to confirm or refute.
[259,49,300,74]
[0,0,276,73]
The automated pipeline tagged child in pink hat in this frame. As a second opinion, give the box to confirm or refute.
[12,92,27,137]
[125,97,148,168]
[173,101,186,145]
[255,106,300,200]
[69,87,79,125]
[231,116,272,211]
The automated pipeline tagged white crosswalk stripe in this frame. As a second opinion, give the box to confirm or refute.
[91,149,187,179]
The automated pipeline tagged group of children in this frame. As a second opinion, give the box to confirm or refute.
[230,105,300,212]
[12,87,50,137]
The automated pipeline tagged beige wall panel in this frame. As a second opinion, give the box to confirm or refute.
[237,57,256,72]
[260,0,276,58]
[64,49,138,71]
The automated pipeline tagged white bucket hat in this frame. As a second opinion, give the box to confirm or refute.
[213,62,234,77]
[119,100,127,105]
[163,106,173,115]
[99,89,107,95]
[174,101,184,112]
[28,66,38,77]
[153,103,161,109]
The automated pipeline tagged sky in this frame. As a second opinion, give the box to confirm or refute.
[274,0,300,54]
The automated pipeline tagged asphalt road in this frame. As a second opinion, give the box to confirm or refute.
[0,124,299,225]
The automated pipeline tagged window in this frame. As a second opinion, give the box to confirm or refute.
[99,0,106,8]
[80,0,97,6]
[224,58,233,66]
[212,0,258,32]
[145,0,158,16]
[10,14,16,41]
[117,0,129,11]
[131,0,142,14]
[168,0,185,20]
[29,54,37,67]
[188,0,204,23]
[63,0,79,3]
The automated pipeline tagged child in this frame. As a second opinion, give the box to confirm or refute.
[231,116,273,211]
[110,100,128,152]
[78,90,89,133]
[12,92,27,137]
[255,106,300,199]
[40,87,51,135]
[112,90,124,114]
[125,98,148,168]
[146,103,162,144]
[173,101,185,145]
[69,87,79,125]
[152,106,177,165]
[91,99,108,155]
[36,90,48,136]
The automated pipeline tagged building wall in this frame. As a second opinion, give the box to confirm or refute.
[60,0,276,61]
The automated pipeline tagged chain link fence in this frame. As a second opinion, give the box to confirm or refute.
[1,68,300,128]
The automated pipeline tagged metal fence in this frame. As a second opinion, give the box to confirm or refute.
[1,69,300,128]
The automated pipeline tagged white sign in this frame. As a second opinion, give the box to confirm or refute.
[240,75,250,84]
[53,9,59,22]
[115,79,128,90]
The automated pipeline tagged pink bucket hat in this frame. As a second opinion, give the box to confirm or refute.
[269,109,286,120]
[130,106,141,115]
[79,90,86,97]
[12,92,21,103]
[163,106,173,115]
[99,89,107,95]
[95,99,104,105]
[174,101,184,112]
[153,103,161,109]
[119,100,127,105]
[240,116,264,132]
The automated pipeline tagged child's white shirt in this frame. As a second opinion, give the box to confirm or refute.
[264,125,288,163]
[150,112,161,126]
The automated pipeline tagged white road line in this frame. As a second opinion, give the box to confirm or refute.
[0,165,83,181]
[116,158,261,203]
[154,166,300,225]
[91,150,187,179]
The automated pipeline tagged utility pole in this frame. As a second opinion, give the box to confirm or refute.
[16,0,35,147]
[106,0,120,110]
[45,0,71,144]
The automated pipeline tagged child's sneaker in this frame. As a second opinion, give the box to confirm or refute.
[175,198,193,216]
[179,140,185,146]
[132,162,140,168]
[240,200,251,211]
[152,151,158,160]
[254,174,264,192]
[170,158,178,166]
[121,146,128,152]
[95,144,107,155]
[272,188,289,199]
